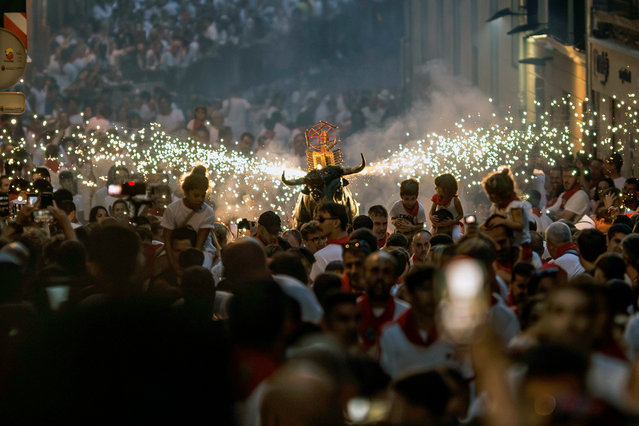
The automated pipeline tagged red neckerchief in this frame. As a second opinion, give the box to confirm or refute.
[341,274,352,293]
[45,160,60,173]
[531,207,542,217]
[554,242,579,258]
[326,235,349,246]
[497,196,518,210]
[396,308,438,347]
[496,260,514,274]
[358,295,396,348]
[402,202,419,217]
[411,254,425,264]
[231,347,280,401]
[377,232,389,248]
[431,194,453,206]
[560,185,582,208]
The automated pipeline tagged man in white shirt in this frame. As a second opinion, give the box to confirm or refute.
[309,202,350,281]
[155,94,185,134]
[546,166,590,223]
[545,222,585,279]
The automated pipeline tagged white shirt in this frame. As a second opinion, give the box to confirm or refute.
[380,318,461,380]
[156,108,185,134]
[160,199,215,231]
[223,97,251,136]
[309,243,343,281]
[547,188,590,220]
[389,200,427,226]
[551,251,585,279]
[272,274,323,324]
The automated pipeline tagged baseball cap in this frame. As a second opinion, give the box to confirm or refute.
[258,211,282,234]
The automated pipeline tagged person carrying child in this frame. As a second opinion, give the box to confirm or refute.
[481,168,532,262]
[390,178,427,240]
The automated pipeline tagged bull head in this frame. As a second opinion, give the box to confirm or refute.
[281,153,366,186]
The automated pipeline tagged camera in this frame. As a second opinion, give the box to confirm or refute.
[108,181,147,197]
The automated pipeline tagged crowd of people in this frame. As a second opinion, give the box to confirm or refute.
[3,115,639,424]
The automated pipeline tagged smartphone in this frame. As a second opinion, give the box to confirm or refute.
[40,192,53,208]
[28,194,38,207]
[33,209,53,223]
[464,215,476,224]
[440,258,487,344]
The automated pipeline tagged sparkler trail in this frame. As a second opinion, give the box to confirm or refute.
[1,94,636,226]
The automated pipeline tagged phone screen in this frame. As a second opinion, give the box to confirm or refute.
[28,195,38,207]
[40,192,53,208]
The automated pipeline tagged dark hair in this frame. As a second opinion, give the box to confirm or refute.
[433,209,454,221]
[300,220,321,240]
[33,167,50,180]
[89,205,109,223]
[111,199,129,216]
[622,234,639,269]
[349,228,378,253]
[287,246,315,266]
[434,173,458,197]
[404,263,436,293]
[612,215,633,229]
[385,232,409,249]
[594,177,615,201]
[512,262,535,279]
[393,371,452,420]
[88,225,141,286]
[313,274,343,305]
[352,215,373,230]
[269,252,308,284]
[482,168,516,202]
[607,223,632,240]
[594,253,626,281]
[399,178,419,196]
[388,249,409,279]
[178,248,204,268]
[325,260,344,274]
[321,291,357,319]
[563,165,581,177]
[606,152,623,172]
[576,229,607,263]
[182,166,209,193]
[59,170,74,182]
[60,200,76,215]
[524,189,541,209]
[367,205,388,218]
[318,202,349,230]
[33,179,53,194]
[181,266,215,308]
[53,188,73,206]
[171,226,197,246]
[429,234,454,247]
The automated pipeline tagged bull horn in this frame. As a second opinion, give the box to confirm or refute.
[342,153,366,176]
[281,171,305,186]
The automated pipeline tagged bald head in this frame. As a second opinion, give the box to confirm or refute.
[260,359,343,426]
[221,237,268,284]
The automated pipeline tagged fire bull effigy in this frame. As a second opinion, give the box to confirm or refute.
[282,121,365,229]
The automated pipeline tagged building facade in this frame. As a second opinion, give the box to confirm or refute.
[403,0,639,174]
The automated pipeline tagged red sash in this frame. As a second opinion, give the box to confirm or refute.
[377,232,389,248]
[358,295,396,348]
[497,196,519,210]
[560,185,582,208]
[403,202,419,217]
[431,194,453,206]
[326,235,349,246]
[396,309,438,347]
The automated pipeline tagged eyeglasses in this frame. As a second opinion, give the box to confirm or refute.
[317,216,337,223]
